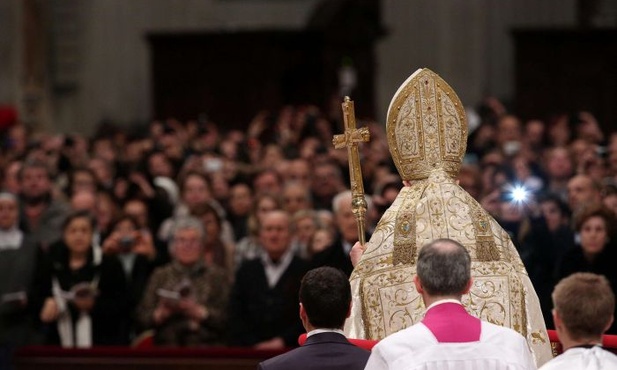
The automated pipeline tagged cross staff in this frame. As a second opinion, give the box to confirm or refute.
[332,96,370,245]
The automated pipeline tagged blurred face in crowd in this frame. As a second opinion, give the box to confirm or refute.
[88,158,113,186]
[546,147,573,180]
[567,175,600,211]
[286,159,311,188]
[335,194,358,244]
[312,164,343,198]
[71,170,97,195]
[540,200,566,233]
[229,184,253,216]
[310,228,333,255]
[261,145,284,169]
[123,199,148,229]
[19,166,51,200]
[496,115,522,148]
[255,195,280,224]
[125,140,146,165]
[576,111,604,143]
[7,125,27,155]
[253,171,282,196]
[114,218,138,237]
[96,192,118,232]
[92,139,116,163]
[525,120,545,147]
[172,228,203,266]
[64,216,93,255]
[200,211,220,246]
[294,215,317,245]
[209,172,230,202]
[259,211,291,261]
[283,183,311,215]
[182,174,211,207]
[580,216,608,258]
[3,161,21,194]
[148,152,174,178]
[603,194,617,217]
[0,197,18,230]
[70,191,97,213]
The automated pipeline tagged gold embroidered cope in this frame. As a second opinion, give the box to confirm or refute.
[344,69,553,367]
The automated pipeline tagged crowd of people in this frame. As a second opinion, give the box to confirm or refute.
[1,98,617,360]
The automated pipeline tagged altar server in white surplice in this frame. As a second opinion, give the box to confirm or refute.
[540,273,617,370]
[364,239,536,370]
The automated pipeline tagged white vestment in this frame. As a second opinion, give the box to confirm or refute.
[365,321,536,370]
[539,346,617,370]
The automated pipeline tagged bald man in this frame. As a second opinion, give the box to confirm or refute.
[567,174,601,212]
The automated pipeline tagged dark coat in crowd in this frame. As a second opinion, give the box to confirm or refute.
[556,243,617,334]
[228,256,308,347]
[32,242,129,345]
[310,233,370,277]
[0,235,39,346]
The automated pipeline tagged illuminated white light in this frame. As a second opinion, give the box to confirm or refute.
[511,186,528,203]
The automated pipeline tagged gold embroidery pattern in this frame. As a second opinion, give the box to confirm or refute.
[387,69,467,181]
[348,68,553,366]
[392,181,425,265]
[359,261,529,340]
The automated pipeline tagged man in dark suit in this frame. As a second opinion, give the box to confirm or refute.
[311,191,369,277]
[258,266,370,370]
[229,210,308,349]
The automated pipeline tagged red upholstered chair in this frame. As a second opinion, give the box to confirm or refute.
[301,330,617,355]
[132,330,155,348]
[298,333,378,350]
[548,329,617,355]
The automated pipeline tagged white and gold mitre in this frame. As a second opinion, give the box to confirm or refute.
[345,69,553,366]
[387,68,467,181]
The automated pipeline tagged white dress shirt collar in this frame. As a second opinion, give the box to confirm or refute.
[307,328,345,338]
[261,249,294,288]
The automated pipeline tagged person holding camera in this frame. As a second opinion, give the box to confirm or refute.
[101,214,156,339]
[137,216,229,346]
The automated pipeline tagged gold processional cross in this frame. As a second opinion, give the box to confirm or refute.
[332,96,370,245]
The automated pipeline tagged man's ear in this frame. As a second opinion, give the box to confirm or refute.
[462,278,473,294]
[346,302,352,319]
[552,309,562,330]
[413,275,424,294]
[605,315,615,333]
[299,303,307,322]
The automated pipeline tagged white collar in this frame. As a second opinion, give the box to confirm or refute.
[426,298,463,311]
[342,240,353,255]
[307,328,345,338]
[0,227,23,250]
[261,249,294,288]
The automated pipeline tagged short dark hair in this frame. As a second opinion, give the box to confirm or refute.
[417,238,471,296]
[574,204,615,238]
[299,267,351,329]
[18,159,53,181]
[553,273,615,340]
[62,210,95,232]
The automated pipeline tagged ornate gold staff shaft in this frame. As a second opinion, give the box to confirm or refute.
[332,96,370,245]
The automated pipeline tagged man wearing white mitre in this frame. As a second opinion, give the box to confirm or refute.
[344,68,553,366]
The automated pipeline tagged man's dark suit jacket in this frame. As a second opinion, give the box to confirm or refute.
[311,233,369,277]
[228,255,308,347]
[257,332,370,370]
